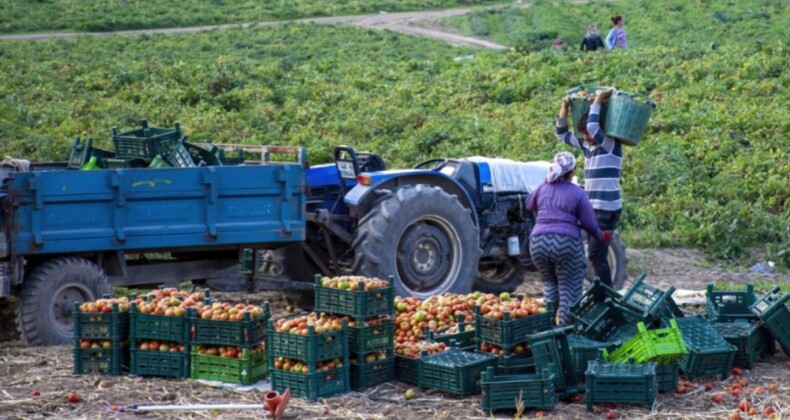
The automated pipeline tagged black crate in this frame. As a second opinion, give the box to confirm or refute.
[576,299,640,345]
[188,304,270,347]
[314,275,394,319]
[674,316,736,379]
[267,317,347,364]
[130,348,190,378]
[271,365,350,400]
[130,305,189,343]
[568,334,613,382]
[706,283,759,323]
[527,326,580,396]
[622,273,685,324]
[73,302,130,341]
[711,321,768,369]
[474,302,553,351]
[571,279,629,327]
[73,342,129,376]
[751,287,790,358]
[348,317,393,354]
[350,351,395,390]
[585,360,657,412]
[395,354,420,385]
[481,366,556,412]
[112,120,183,160]
[418,348,498,397]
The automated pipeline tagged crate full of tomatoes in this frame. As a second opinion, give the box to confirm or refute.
[191,342,268,385]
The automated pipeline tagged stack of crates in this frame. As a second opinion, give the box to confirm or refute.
[72,299,130,375]
[674,316,736,379]
[585,360,657,411]
[188,299,270,385]
[527,326,580,397]
[706,283,773,368]
[480,366,556,413]
[314,274,395,391]
[603,320,686,392]
[268,313,350,400]
[129,298,191,378]
[473,298,553,375]
[750,287,790,357]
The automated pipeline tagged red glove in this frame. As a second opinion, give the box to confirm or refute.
[602,230,613,245]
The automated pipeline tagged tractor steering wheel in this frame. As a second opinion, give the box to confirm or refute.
[413,158,449,171]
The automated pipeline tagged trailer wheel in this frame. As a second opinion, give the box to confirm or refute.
[584,232,629,290]
[16,257,111,346]
[475,258,526,294]
[353,184,481,299]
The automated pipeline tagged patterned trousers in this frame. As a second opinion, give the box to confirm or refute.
[529,234,586,326]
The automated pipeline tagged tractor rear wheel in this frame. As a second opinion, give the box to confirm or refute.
[352,184,481,299]
[475,258,526,294]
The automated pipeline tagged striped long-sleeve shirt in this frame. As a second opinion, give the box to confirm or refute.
[556,103,623,211]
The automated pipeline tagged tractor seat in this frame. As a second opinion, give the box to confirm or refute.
[356,152,387,173]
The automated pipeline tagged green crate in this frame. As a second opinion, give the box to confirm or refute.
[481,366,556,412]
[350,352,395,390]
[602,89,658,146]
[570,279,630,328]
[271,365,350,401]
[314,275,394,319]
[568,334,612,382]
[711,321,767,369]
[165,143,197,168]
[73,302,130,341]
[604,319,687,365]
[68,137,115,170]
[585,360,657,412]
[674,316,736,379]
[495,353,535,375]
[148,154,172,168]
[267,317,347,364]
[425,314,475,351]
[706,283,759,323]
[527,327,579,396]
[73,344,129,376]
[474,301,554,351]
[130,305,190,343]
[188,304,269,347]
[566,84,613,134]
[130,348,190,378]
[348,317,393,354]
[418,348,498,397]
[112,120,183,160]
[190,347,268,385]
[395,354,421,385]
[623,274,685,324]
[750,287,790,357]
[576,299,640,345]
[102,158,147,169]
[184,142,223,166]
[218,149,245,165]
[655,361,679,392]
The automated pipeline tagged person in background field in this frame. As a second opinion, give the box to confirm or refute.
[605,15,628,50]
[556,90,623,289]
[526,151,612,326]
[581,24,604,52]
[553,38,564,50]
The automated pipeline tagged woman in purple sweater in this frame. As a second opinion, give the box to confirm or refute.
[526,152,612,326]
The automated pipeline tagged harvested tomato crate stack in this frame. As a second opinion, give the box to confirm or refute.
[129,288,202,378]
[188,292,270,385]
[473,295,553,375]
[268,312,350,400]
[72,297,131,376]
[314,274,395,391]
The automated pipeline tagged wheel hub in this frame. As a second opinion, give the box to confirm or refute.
[397,223,453,291]
[50,284,91,338]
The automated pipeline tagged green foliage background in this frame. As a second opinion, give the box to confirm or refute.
[0,0,787,267]
[0,0,504,33]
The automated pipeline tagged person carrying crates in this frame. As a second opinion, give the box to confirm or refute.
[556,90,622,289]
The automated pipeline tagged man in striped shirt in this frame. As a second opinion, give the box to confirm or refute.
[556,90,623,288]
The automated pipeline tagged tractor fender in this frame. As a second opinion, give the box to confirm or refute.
[345,173,479,227]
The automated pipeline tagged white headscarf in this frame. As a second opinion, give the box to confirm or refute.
[546,151,576,183]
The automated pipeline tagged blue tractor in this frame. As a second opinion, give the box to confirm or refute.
[269,146,627,306]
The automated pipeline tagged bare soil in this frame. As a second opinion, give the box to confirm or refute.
[1,248,788,419]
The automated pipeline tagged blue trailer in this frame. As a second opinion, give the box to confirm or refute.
[0,153,306,345]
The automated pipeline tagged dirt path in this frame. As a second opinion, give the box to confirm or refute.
[0,7,509,48]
